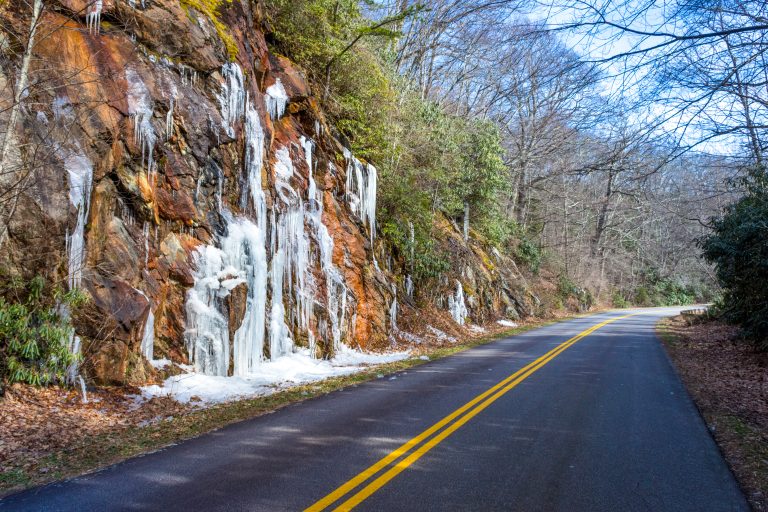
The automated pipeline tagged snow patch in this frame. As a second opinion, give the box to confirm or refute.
[497,320,518,328]
[427,325,457,343]
[141,346,410,403]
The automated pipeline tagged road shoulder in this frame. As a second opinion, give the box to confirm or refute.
[658,315,768,511]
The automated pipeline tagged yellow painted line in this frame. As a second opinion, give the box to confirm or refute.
[306,313,638,512]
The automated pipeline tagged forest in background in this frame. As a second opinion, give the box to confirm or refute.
[261,0,756,310]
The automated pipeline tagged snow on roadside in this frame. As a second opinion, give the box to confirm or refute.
[497,319,518,327]
[141,346,410,404]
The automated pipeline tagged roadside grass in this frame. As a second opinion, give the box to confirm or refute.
[657,317,768,510]
[1,318,573,497]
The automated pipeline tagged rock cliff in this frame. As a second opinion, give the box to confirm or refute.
[0,0,543,385]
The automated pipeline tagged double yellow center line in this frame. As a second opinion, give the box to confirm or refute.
[306,313,638,511]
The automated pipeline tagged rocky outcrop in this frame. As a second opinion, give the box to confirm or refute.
[0,0,542,385]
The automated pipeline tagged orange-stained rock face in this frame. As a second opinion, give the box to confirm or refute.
[0,0,535,385]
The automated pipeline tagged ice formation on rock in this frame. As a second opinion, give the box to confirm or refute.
[126,68,156,176]
[390,287,398,330]
[65,150,93,290]
[165,97,174,140]
[448,280,468,325]
[265,79,288,119]
[301,137,347,353]
[185,244,233,376]
[241,100,266,210]
[343,148,378,243]
[141,308,155,360]
[218,62,246,137]
[86,0,102,34]
[185,217,271,377]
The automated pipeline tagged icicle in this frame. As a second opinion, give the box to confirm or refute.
[141,308,154,360]
[342,148,377,243]
[78,376,88,403]
[405,275,414,298]
[142,221,150,266]
[390,285,398,331]
[241,99,266,210]
[217,63,246,137]
[166,96,174,141]
[463,201,469,241]
[65,151,93,290]
[86,0,102,34]
[300,136,316,205]
[448,280,468,325]
[66,334,81,382]
[126,68,156,176]
[265,79,288,120]
[365,163,377,243]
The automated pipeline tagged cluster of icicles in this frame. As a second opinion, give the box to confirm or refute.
[182,63,377,376]
[61,57,476,381]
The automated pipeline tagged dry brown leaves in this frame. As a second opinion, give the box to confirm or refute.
[0,383,190,481]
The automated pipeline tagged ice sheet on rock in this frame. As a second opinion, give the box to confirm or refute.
[301,136,348,354]
[141,347,410,404]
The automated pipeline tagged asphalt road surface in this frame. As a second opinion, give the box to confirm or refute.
[1,308,750,511]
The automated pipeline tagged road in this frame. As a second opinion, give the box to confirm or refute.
[0,308,749,511]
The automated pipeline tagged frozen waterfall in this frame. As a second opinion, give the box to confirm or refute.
[302,137,347,353]
[65,150,93,290]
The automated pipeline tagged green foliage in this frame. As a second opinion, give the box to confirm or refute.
[515,238,542,274]
[700,166,768,349]
[557,275,594,311]
[380,220,449,283]
[264,0,399,154]
[612,291,630,308]
[0,275,86,392]
[264,1,510,282]
[631,268,697,307]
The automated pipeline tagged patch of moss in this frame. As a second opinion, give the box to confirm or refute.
[180,0,238,60]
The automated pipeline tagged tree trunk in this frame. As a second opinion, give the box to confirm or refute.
[0,0,44,249]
